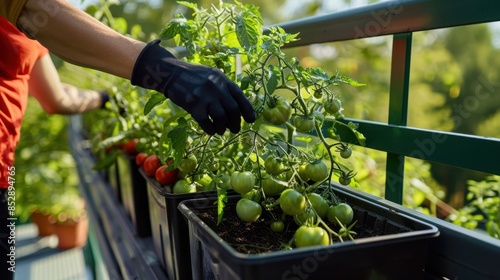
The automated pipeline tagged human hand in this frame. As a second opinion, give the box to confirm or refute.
[131,40,256,135]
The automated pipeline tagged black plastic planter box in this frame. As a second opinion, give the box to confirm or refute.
[141,168,227,280]
[179,185,440,280]
[117,154,151,237]
[107,160,122,203]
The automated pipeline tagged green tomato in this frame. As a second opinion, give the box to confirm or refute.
[262,96,292,125]
[280,189,306,216]
[172,180,197,194]
[179,155,197,174]
[323,98,342,115]
[297,164,310,182]
[340,148,352,159]
[327,203,354,226]
[293,115,315,132]
[261,173,286,197]
[270,221,285,233]
[236,198,262,222]
[264,156,284,176]
[195,174,214,191]
[305,160,329,182]
[338,176,352,186]
[294,226,330,248]
[307,193,329,219]
[230,171,255,195]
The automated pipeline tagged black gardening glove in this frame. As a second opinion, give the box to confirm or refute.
[131,40,256,135]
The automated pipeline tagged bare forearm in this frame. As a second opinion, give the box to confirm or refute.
[29,54,105,115]
[18,0,145,79]
[51,84,104,115]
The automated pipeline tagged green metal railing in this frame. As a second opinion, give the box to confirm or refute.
[269,0,500,204]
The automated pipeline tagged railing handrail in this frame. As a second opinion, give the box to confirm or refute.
[268,0,500,46]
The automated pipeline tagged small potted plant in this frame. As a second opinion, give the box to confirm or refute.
[49,196,89,250]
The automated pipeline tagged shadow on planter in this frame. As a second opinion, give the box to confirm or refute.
[179,185,440,280]
[141,168,229,280]
[117,154,151,237]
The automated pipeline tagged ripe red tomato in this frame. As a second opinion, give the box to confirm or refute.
[123,139,138,155]
[155,165,179,186]
[143,155,161,177]
[135,153,148,167]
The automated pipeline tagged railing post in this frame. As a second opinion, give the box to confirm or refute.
[386,33,412,204]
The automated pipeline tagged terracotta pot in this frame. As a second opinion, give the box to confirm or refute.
[30,212,55,236]
[53,216,89,250]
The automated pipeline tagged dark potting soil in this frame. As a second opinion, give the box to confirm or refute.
[191,201,408,255]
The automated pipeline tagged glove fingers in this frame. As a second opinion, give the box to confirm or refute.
[227,82,256,123]
[219,93,243,134]
[207,103,229,135]
[190,104,216,136]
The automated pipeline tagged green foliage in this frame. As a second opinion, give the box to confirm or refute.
[448,175,500,239]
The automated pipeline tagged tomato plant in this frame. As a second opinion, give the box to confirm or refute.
[294,226,330,248]
[236,198,262,222]
[90,1,367,253]
[143,155,161,177]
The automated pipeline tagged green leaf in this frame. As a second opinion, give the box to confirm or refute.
[216,188,228,225]
[266,68,278,94]
[160,15,188,40]
[334,75,366,87]
[235,10,262,52]
[167,118,189,167]
[93,149,118,170]
[177,1,197,10]
[144,92,166,115]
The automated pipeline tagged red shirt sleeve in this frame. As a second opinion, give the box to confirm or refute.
[0,16,48,188]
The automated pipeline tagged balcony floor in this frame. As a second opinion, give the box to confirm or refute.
[14,223,92,280]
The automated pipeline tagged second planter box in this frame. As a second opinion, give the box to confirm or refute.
[141,168,225,280]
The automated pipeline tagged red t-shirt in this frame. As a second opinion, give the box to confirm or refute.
[0,16,48,188]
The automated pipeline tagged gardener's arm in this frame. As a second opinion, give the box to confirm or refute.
[16,0,144,80]
[4,0,256,135]
[29,54,105,115]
